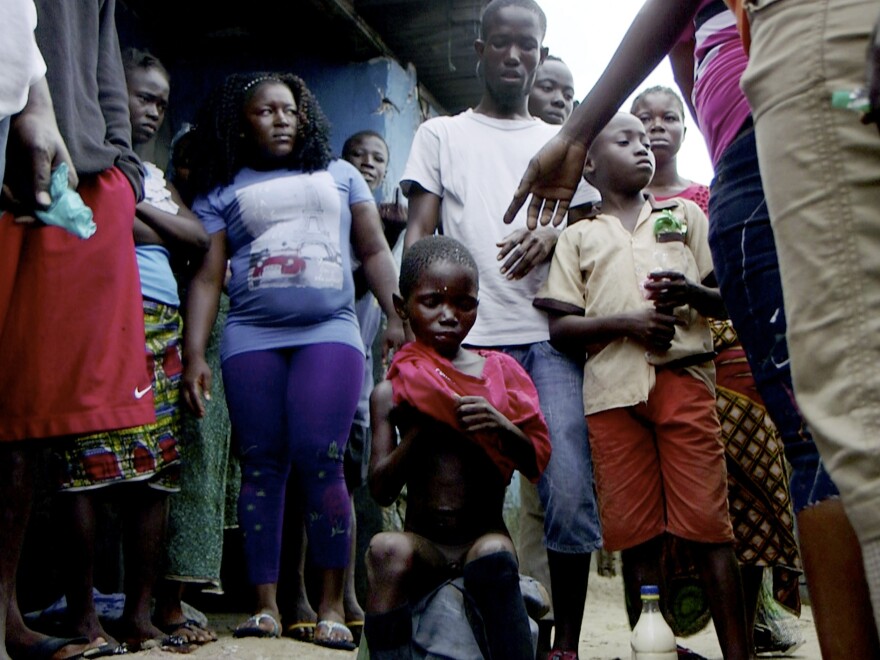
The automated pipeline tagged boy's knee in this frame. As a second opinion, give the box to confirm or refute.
[466,534,517,564]
[367,532,415,584]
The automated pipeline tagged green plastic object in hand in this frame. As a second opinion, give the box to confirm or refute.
[653,209,685,238]
[35,163,96,239]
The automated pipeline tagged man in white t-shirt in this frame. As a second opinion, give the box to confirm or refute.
[400,2,602,658]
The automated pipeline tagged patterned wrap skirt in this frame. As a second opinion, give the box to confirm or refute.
[53,301,182,492]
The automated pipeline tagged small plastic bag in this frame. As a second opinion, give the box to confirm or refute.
[35,162,96,238]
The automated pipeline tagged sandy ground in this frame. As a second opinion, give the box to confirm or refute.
[126,564,820,660]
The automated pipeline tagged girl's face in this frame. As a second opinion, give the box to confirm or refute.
[243,81,298,167]
[632,92,685,164]
[395,259,479,360]
[127,66,170,147]
[345,136,389,191]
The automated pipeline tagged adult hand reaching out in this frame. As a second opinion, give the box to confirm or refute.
[503,132,587,230]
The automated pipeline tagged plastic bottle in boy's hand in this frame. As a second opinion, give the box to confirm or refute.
[631,585,677,659]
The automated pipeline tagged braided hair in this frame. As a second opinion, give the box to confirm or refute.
[191,72,332,195]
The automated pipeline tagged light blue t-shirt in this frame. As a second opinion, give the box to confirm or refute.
[193,159,374,361]
[137,244,179,305]
[136,163,181,306]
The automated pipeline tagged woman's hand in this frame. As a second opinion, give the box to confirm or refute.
[503,133,588,229]
[182,354,212,418]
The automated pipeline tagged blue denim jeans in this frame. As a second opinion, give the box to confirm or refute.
[498,342,602,553]
[708,125,837,512]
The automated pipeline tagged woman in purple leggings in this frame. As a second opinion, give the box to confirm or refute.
[182,71,403,651]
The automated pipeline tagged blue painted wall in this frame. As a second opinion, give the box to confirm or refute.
[160,56,425,204]
[297,58,422,203]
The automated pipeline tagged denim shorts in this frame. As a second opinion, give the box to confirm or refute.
[786,441,839,513]
[498,342,603,553]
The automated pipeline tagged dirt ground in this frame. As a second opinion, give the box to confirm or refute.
[128,563,821,660]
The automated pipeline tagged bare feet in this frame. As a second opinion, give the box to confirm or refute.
[344,595,365,625]
[6,633,108,660]
[156,619,217,645]
[113,617,173,650]
[153,581,217,644]
[280,591,317,641]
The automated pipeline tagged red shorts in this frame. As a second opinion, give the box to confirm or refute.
[588,369,734,551]
[0,167,155,441]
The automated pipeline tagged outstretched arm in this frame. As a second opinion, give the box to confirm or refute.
[504,0,701,228]
[549,308,680,355]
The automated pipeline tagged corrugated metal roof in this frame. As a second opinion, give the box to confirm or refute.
[355,0,484,112]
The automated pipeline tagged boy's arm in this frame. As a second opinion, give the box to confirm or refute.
[455,396,540,480]
[369,381,416,507]
[403,185,441,250]
[548,308,679,355]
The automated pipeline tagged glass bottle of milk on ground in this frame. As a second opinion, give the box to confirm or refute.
[631,584,677,659]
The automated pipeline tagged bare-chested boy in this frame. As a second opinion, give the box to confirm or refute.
[364,235,551,660]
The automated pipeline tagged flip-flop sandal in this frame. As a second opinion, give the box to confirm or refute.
[283,621,316,642]
[314,620,356,651]
[232,612,281,639]
[346,620,364,645]
[11,636,90,660]
[82,642,129,658]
